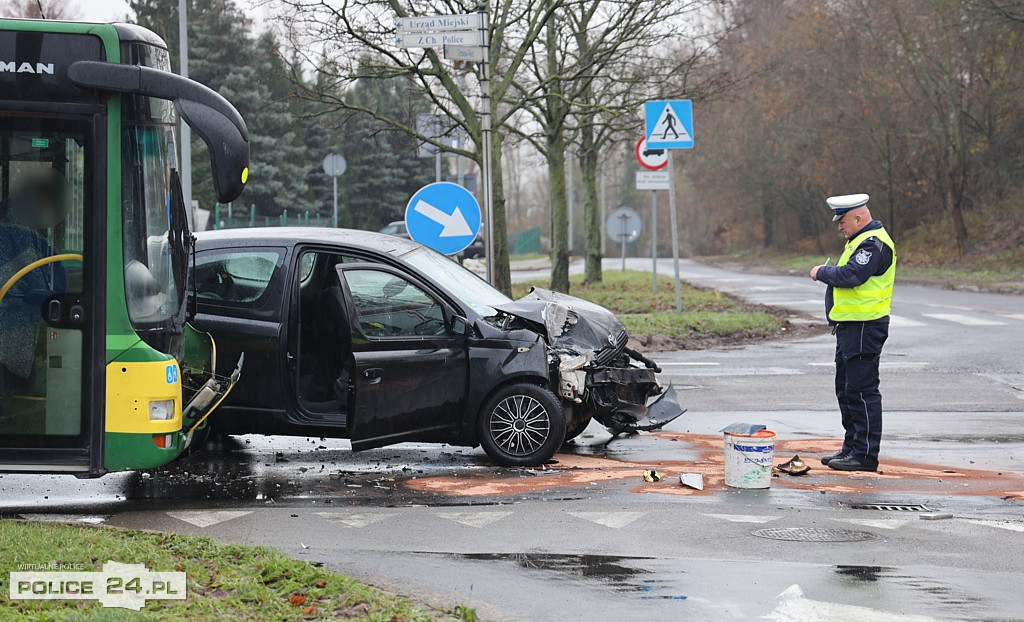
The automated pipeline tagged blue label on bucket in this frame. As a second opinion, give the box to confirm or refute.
[733,444,774,453]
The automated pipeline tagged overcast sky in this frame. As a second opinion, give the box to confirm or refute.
[72,0,133,21]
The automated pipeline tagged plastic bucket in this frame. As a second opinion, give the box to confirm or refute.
[724,430,775,489]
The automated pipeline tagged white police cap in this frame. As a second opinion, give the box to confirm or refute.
[826,193,869,221]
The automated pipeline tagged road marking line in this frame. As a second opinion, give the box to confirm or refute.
[889,314,927,327]
[768,584,939,621]
[703,514,779,524]
[960,519,1024,533]
[437,511,513,528]
[316,512,396,528]
[18,513,108,525]
[1000,313,1024,321]
[810,362,929,368]
[836,518,911,530]
[659,362,721,366]
[166,510,252,528]
[569,512,645,528]
[921,313,1005,326]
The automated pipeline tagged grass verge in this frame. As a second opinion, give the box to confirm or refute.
[512,270,785,349]
[0,520,466,621]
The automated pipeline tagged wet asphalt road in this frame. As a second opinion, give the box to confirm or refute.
[2,258,1023,621]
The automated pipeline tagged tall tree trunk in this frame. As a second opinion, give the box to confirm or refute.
[580,123,602,282]
[546,18,570,293]
[945,167,969,256]
[491,130,512,294]
[548,136,569,292]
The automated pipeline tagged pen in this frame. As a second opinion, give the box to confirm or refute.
[824,257,832,266]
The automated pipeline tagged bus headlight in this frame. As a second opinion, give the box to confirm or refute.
[148,399,175,421]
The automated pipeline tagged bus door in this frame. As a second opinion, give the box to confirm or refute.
[0,117,101,474]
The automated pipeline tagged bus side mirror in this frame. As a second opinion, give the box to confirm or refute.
[67,60,250,203]
[176,99,249,204]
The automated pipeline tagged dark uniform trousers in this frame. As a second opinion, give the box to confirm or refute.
[834,318,889,469]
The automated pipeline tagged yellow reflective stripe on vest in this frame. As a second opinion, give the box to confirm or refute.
[829,226,896,322]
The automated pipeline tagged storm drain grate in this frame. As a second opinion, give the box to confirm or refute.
[750,527,878,542]
[847,503,932,512]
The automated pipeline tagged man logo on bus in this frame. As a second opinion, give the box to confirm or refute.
[165,364,178,385]
[0,61,55,74]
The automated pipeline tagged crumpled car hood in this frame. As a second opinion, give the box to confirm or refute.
[493,287,627,354]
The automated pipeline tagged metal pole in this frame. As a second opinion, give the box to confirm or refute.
[668,150,681,312]
[651,190,658,293]
[620,213,628,271]
[456,131,465,187]
[599,166,606,256]
[480,7,495,284]
[567,147,573,254]
[332,175,338,228]
[178,0,192,231]
[435,149,442,183]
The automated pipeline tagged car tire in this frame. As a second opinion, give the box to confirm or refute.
[477,383,565,466]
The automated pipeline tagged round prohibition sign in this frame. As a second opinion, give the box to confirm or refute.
[635,137,668,170]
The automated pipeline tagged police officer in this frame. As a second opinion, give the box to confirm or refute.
[809,194,896,472]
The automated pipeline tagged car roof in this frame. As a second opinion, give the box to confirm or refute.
[195,227,420,256]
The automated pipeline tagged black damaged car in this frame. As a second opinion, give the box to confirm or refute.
[189,228,684,466]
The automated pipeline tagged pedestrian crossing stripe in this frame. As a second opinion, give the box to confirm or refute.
[166,510,252,528]
[316,512,395,528]
[960,519,1024,532]
[437,511,513,528]
[18,514,108,525]
[569,512,645,528]
[922,313,1005,326]
[703,514,780,524]
[889,314,926,327]
[836,518,911,530]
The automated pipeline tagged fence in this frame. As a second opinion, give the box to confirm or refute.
[203,204,335,231]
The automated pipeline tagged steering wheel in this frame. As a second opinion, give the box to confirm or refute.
[0,253,83,305]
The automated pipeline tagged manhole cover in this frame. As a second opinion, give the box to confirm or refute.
[847,503,932,512]
[750,527,878,542]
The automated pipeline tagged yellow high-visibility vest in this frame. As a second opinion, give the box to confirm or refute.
[829,226,896,322]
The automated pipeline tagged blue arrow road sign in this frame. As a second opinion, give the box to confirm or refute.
[404,182,481,255]
[644,100,693,149]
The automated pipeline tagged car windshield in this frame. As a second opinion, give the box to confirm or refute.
[402,247,511,317]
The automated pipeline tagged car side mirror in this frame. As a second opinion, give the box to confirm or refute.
[450,315,469,336]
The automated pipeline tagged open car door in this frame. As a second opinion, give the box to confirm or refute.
[336,263,469,449]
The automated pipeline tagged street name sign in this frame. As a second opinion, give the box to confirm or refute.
[636,170,670,191]
[405,182,481,255]
[395,14,482,33]
[397,30,483,48]
[444,45,484,62]
[644,100,694,149]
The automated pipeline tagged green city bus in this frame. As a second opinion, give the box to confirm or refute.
[0,19,249,475]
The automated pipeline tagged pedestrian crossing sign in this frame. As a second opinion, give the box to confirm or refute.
[644,100,693,149]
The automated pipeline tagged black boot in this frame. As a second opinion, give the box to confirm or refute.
[821,451,848,466]
[827,456,877,472]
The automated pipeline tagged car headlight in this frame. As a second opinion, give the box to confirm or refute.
[148,399,175,421]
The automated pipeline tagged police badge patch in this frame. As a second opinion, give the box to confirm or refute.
[854,249,872,265]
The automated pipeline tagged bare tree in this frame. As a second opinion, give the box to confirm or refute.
[271,0,563,295]
[0,0,80,19]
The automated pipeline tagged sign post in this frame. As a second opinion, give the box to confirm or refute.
[606,207,642,272]
[396,9,492,282]
[644,100,694,312]
[322,153,347,228]
[651,191,657,294]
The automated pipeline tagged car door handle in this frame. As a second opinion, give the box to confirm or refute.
[363,368,383,384]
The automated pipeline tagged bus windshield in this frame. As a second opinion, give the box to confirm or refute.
[120,44,186,331]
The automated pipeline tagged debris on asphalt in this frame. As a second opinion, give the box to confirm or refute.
[643,470,662,482]
[680,473,704,490]
[920,512,954,520]
[776,455,811,476]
